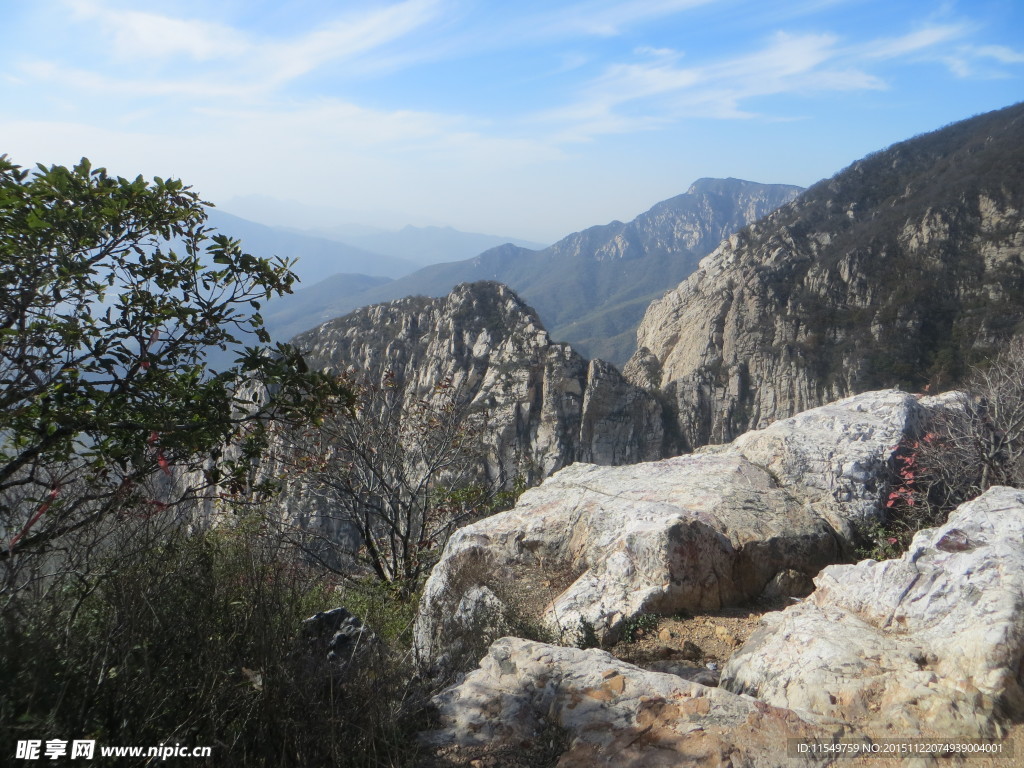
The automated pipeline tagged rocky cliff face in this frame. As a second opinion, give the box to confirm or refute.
[627,177,806,259]
[549,177,803,264]
[293,281,665,485]
[493,177,804,364]
[626,102,1024,449]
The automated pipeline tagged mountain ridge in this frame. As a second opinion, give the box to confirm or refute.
[292,281,667,485]
[204,209,415,284]
[626,101,1024,448]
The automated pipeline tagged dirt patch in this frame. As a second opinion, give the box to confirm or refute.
[502,562,582,615]
[609,595,793,671]
[490,562,584,642]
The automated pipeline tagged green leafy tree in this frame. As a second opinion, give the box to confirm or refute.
[0,155,343,566]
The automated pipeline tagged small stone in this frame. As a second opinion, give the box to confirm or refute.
[658,628,674,643]
[680,640,703,661]
[936,528,974,553]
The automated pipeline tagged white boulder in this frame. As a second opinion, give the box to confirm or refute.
[416,390,928,663]
[721,486,1024,738]
[422,637,836,768]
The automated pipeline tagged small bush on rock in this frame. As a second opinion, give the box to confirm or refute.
[575,619,601,650]
[860,339,1024,560]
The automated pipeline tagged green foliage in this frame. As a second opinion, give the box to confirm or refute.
[0,155,345,561]
[334,578,420,645]
[620,613,660,643]
[575,619,600,650]
[852,519,913,561]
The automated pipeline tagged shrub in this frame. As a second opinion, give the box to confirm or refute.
[858,339,1024,560]
[0,511,429,767]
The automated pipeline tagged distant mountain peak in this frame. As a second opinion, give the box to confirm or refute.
[293,281,665,484]
[685,177,804,197]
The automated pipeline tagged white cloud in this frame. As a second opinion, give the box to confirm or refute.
[559,0,719,36]
[489,0,719,42]
[939,42,1024,79]
[256,0,443,84]
[65,0,250,61]
[56,0,444,94]
[710,31,838,82]
[973,44,1024,64]
[535,31,888,140]
[861,24,971,60]
[18,59,254,100]
[535,17,996,143]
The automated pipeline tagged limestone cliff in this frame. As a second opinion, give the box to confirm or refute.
[626,102,1024,448]
[293,281,665,484]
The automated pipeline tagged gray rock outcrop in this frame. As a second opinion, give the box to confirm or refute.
[625,102,1024,449]
[421,488,1024,766]
[294,281,665,485]
[301,607,378,670]
[722,388,928,541]
[422,638,836,768]
[290,178,803,366]
[722,485,1024,739]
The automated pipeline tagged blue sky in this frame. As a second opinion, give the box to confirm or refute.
[2,0,1022,242]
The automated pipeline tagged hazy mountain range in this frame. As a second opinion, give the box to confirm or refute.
[204,209,418,283]
[297,224,548,266]
[206,209,546,284]
[262,178,803,364]
[287,101,1024,463]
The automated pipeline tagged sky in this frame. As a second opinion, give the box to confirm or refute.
[2,0,1022,243]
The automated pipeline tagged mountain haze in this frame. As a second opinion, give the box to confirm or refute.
[204,209,417,284]
[272,179,802,363]
[316,224,548,265]
[259,272,393,341]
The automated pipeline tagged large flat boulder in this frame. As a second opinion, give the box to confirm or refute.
[721,485,1024,739]
[422,637,837,768]
[415,453,841,662]
[416,390,926,664]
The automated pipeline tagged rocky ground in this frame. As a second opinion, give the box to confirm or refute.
[419,591,1024,768]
